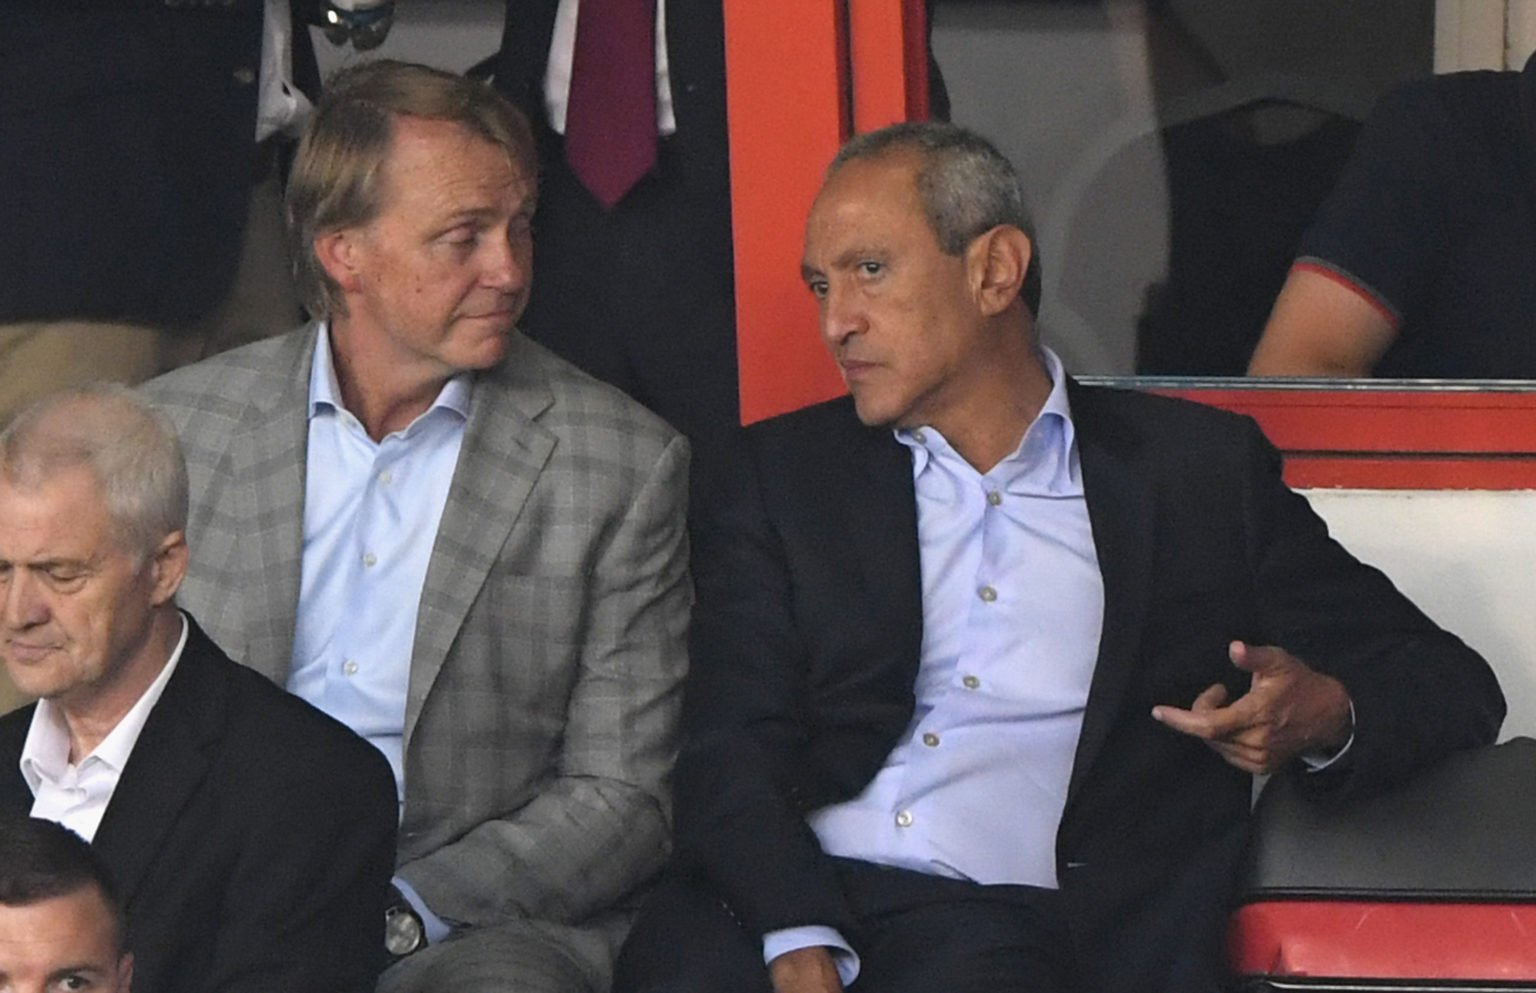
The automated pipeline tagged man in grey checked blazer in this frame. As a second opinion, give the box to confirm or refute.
[142,61,690,993]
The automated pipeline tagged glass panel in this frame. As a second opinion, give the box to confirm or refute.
[930,0,1438,379]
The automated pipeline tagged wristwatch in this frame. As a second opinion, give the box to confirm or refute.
[384,885,426,959]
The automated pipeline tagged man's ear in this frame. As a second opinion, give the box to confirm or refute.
[967,225,1031,318]
[117,951,134,993]
[148,531,188,606]
[314,228,366,295]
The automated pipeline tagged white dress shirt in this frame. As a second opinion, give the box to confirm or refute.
[765,348,1102,981]
[22,615,190,842]
[288,323,467,942]
[288,323,469,809]
[257,0,313,142]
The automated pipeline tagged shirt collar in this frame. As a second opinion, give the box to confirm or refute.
[20,613,191,793]
[307,322,473,429]
[896,345,1081,495]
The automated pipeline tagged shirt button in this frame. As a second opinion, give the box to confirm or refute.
[987,490,1002,506]
[231,65,256,86]
[978,585,997,603]
[912,429,927,444]
[378,470,393,485]
[895,810,914,828]
[922,732,940,747]
[363,552,377,568]
[342,660,359,676]
[963,675,980,690]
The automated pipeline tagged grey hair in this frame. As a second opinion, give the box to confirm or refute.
[0,385,188,562]
[829,121,1042,318]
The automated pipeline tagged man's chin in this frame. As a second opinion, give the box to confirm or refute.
[849,389,900,428]
[3,665,61,700]
[454,326,513,371]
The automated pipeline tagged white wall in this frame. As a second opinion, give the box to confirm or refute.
[1305,489,1536,740]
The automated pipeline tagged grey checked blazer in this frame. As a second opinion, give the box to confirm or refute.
[143,324,690,939]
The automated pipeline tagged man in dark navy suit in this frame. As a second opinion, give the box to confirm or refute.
[616,122,1504,993]
[0,386,396,993]
[0,0,323,423]
[492,0,739,459]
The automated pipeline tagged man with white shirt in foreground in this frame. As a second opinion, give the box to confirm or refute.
[0,386,397,993]
[615,122,1505,993]
[0,816,132,993]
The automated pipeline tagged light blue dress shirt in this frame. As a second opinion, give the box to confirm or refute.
[763,347,1103,981]
[289,324,469,942]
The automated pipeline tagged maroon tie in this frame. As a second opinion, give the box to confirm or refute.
[564,0,659,209]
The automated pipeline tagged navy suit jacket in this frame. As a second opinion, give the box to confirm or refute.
[0,616,397,993]
[674,382,1504,991]
[0,1,318,327]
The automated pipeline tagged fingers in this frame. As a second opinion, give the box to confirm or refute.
[769,947,844,993]
[1153,694,1286,773]
[1204,737,1274,775]
[1229,640,1303,677]
[1152,642,1349,774]
[1151,683,1245,740]
[1190,682,1230,712]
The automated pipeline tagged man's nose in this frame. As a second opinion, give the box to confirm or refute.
[482,236,528,290]
[1,574,47,629]
[820,286,864,348]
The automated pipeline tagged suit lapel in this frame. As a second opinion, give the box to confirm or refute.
[0,709,34,815]
[404,336,556,746]
[91,627,226,904]
[851,421,923,684]
[227,328,315,682]
[1065,383,1156,806]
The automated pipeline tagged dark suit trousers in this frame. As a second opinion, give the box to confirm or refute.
[615,860,1078,993]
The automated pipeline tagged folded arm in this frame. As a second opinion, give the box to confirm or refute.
[397,434,693,927]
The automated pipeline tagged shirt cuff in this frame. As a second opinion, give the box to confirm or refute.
[392,875,453,945]
[763,925,860,986]
[1301,700,1357,772]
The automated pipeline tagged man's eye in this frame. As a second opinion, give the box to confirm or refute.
[859,261,883,276]
[56,975,95,991]
[807,280,829,299]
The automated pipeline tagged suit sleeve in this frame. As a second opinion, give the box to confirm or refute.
[395,434,692,927]
[209,711,399,993]
[1241,420,1505,794]
[671,435,857,939]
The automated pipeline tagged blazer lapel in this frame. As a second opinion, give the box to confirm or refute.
[226,328,315,683]
[404,336,556,746]
[795,408,924,799]
[849,421,923,682]
[1065,383,1156,806]
[91,629,226,903]
[0,710,34,815]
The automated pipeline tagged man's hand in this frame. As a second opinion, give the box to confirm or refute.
[768,946,844,993]
[1151,641,1353,774]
